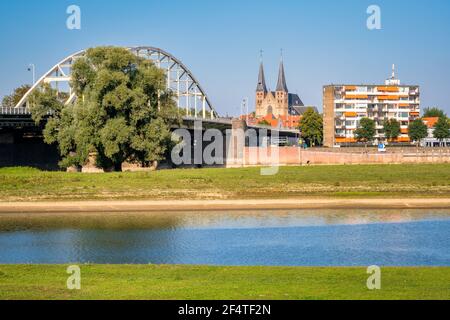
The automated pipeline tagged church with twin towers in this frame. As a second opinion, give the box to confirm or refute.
[255,54,306,118]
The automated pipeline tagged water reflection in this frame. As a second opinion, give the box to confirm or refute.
[0,209,449,232]
[0,209,449,266]
[0,213,181,232]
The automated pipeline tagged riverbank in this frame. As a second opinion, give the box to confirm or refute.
[1,198,450,213]
[1,164,450,202]
[0,265,448,300]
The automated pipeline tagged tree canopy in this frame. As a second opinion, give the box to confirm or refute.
[383,118,401,141]
[1,85,31,108]
[354,118,376,145]
[298,108,323,147]
[423,107,446,118]
[29,46,180,171]
[433,116,450,141]
[408,119,428,145]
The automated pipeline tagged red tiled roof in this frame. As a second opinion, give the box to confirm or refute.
[241,114,302,129]
[423,117,439,129]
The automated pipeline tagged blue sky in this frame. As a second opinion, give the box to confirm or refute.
[1,0,449,115]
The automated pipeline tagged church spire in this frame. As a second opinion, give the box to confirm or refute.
[256,50,268,93]
[276,50,288,92]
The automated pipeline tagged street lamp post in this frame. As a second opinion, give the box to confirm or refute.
[245,97,249,123]
[241,97,249,125]
[28,64,36,85]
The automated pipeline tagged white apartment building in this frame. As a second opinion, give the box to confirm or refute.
[323,66,420,147]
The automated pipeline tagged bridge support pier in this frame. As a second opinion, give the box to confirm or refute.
[226,119,247,168]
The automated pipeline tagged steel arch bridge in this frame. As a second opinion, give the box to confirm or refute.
[15,46,219,119]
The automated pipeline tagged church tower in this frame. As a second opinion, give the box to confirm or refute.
[255,56,268,116]
[275,55,289,117]
[256,59,267,113]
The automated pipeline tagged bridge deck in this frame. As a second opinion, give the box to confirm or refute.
[1,108,299,134]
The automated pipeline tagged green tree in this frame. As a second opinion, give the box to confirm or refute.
[433,116,450,143]
[354,118,376,147]
[2,85,31,108]
[1,95,13,108]
[408,119,428,146]
[188,107,212,118]
[29,84,86,168]
[423,107,446,118]
[257,119,271,126]
[298,108,323,147]
[383,118,401,141]
[30,46,180,171]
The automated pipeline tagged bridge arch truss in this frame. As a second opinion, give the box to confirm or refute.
[15,46,219,119]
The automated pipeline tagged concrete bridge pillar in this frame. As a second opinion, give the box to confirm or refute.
[226,119,247,168]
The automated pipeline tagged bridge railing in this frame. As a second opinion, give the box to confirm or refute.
[0,107,31,115]
[182,116,232,125]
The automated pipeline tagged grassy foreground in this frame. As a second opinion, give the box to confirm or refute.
[0,164,450,201]
[0,265,448,300]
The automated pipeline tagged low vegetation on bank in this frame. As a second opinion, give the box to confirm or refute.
[0,265,448,300]
[0,164,449,201]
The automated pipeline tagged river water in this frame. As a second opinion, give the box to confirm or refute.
[0,209,449,266]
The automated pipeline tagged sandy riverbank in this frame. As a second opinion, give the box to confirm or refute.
[0,198,449,213]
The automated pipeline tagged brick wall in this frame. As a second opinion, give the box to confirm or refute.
[322,86,335,147]
[229,147,450,167]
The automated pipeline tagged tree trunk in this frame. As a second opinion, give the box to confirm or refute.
[114,162,123,172]
[150,161,159,171]
[416,141,420,158]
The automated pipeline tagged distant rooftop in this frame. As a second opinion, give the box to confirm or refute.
[324,84,419,88]
[291,106,319,116]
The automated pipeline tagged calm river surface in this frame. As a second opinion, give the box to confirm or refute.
[0,209,449,266]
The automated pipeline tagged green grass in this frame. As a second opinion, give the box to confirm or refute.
[0,265,448,300]
[0,164,450,201]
